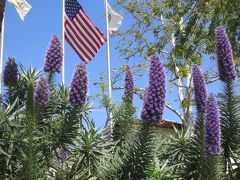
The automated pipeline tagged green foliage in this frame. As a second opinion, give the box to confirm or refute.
[120,122,155,179]
[157,114,224,180]
[112,117,133,149]
[183,113,225,180]
[0,67,98,179]
[64,120,104,179]
[116,0,240,62]
[99,122,155,179]
[219,81,240,178]
[205,156,225,180]
[16,79,43,179]
[115,0,240,129]
[112,101,136,147]
[1,65,240,180]
[15,65,41,105]
[0,99,21,179]
[182,114,205,179]
[159,126,190,177]
[149,159,178,180]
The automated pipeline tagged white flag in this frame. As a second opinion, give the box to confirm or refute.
[8,0,32,21]
[106,1,123,35]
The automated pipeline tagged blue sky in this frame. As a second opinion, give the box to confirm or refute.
[3,0,225,128]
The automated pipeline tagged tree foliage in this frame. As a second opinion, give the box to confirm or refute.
[110,0,240,127]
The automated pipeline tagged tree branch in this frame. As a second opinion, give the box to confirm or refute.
[165,104,184,123]
[206,76,219,84]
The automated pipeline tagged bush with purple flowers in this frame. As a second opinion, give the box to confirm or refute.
[1,22,240,180]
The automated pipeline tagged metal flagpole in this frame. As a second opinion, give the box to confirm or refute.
[62,0,65,85]
[105,0,113,127]
[105,0,112,99]
[0,15,5,94]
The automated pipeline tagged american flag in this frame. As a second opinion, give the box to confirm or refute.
[65,0,106,64]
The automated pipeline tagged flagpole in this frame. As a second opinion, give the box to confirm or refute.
[0,15,5,94]
[62,0,65,85]
[105,0,113,127]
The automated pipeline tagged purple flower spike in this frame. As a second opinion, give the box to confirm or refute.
[141,54,166,123]
[205,94,221,156]
[69,64,88,109]
[216,26,237,81]
[44,35,63,73]
[35,77,50,107]
[3,57,18,87]
[57,148,70,161]
[192,64,207,113]
[123,66,134,102]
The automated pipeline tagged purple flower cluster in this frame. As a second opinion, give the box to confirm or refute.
[205,94,221,156]
[57,148,70,161]
[3,57,18,87]
[69,64,88,109]
[216,26,237,81]
[141,54,166,123]
[123,66,134,102]
[44,35,63,73]
[192,64,207,113]
[35,77,50,107]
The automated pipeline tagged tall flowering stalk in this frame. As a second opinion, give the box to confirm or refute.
[35,77,50,107]
[69,64,88,109]
[192,64,207,173]
[141,54,166,123]
[205,95,221,156]
[215,26,236,81]
[123,66,134,102]
[216,26,240,177]
[192,64,207,113]
[24,80,38,179]
[44,35,63,74]
[3,57,18,87]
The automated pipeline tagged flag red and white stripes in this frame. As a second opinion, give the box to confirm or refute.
[65,0,106,64]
